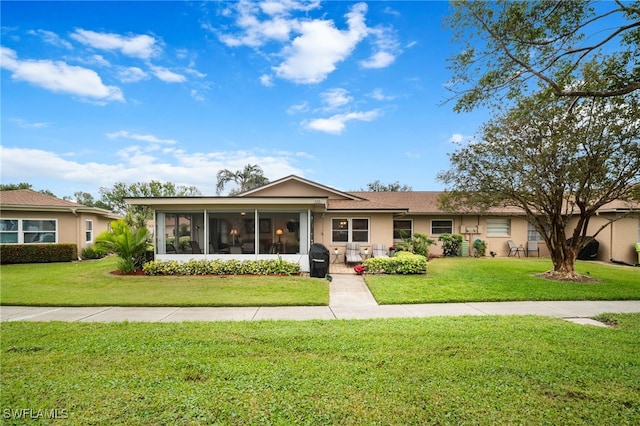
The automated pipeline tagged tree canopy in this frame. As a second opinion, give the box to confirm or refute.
[360,180,413,192]
[99,181,201,217]
[438,89,640,278]
[445,0,640,111]
[216,164,269,195]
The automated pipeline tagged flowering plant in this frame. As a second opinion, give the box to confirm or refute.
[353,264,365,275]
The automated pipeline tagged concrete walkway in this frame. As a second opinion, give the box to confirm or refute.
[2,274,639,325]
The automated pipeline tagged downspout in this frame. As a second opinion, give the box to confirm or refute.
[71,208,82,260]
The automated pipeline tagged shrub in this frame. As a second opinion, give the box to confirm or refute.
[0,243,77,264]
[473,239,487,257]
[439,233,463,257]
[81,243,110,260]
[96,220,150,274]
[142,259,301,276]
[395,233,435,257]
[363,251,427,275]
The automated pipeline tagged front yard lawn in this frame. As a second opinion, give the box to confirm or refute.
[366,257,640,304]
[2,314,639,424]
[0,257,328,307]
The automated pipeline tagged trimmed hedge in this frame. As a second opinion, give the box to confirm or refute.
[143,258,301,276]
[363,251,427,274]
[0,244,77,264]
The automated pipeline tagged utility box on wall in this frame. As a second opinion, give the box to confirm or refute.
[460,225,481,234]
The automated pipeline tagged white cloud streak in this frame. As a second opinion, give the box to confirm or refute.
[0,46,124,103]
[70,29,159,60]
[304,109,381,135]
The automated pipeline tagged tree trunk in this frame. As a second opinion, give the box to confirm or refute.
[548,245,582,280]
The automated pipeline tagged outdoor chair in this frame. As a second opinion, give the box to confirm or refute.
[507,240,525,257]
[345,242,363,264]
[372,243,389,258]
[527,240,540,257]
[189,240,202,254]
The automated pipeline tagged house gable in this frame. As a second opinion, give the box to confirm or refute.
[239,175,362,201]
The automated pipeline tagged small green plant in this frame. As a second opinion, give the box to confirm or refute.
[395,233,435,257]
[473,239,487,257]
[363,251,427,275]
[438,233,463,257]
[81,243,110,260]
[96,219,150,274]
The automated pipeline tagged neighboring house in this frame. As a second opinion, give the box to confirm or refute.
[0,190,120,256]
[126,175,640,271]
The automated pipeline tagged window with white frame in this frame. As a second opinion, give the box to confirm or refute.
[527,222,547,242]
[393,219,412,240]
[431,219,453,235]
[0,219,57,243]
[486,218,511,237]
[332,218,369,243]
[85,220,93,243]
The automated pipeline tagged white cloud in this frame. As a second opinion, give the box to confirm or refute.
[107,130,177,146]
[304,109,381,135]
[149,65,186,83]
[320,88,353,110]
[273,3,369,84]
[28,29,73,49]
[286,101,308,114]
[70,29,159,60]
[0,46,124,103]
[360,50,395,69]
[368,88,394,101]
[117,66,148,83]
[0,145,305,195]
[9,118,51,129]
[259,74,274,87]
[448,133,472,145]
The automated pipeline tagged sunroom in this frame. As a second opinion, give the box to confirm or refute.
[125,195,327,272]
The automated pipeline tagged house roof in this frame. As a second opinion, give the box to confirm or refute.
[0,190,119,218]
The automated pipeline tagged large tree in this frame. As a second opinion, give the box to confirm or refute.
[216,164,269,195]
[445,0,640,111]
[360,180,413,192]
[438,89,640,279]
[99,181,201,217]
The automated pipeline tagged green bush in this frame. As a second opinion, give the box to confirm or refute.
[363,251,427,275]
[96,219,150,274]
[439,233,464,257]
[395,233,435,257]
[81,243,110,260]
[142,258,301,276]
[0,243,77,264]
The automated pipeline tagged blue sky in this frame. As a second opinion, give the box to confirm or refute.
[1,0,490,198]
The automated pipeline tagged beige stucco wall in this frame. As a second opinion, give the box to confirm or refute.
[0,210,113,254]
[567,214,639,265]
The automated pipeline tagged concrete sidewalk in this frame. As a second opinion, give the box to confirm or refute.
[2,274,639,324]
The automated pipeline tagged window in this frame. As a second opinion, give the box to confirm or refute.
[393,220,412,240]
[527,222,544,242]
[0,219,18,243]
[332,218,369,243]
[431,219,453,235]
[85,220,93,243]
[486,218,511,237]
[0,219,56,243]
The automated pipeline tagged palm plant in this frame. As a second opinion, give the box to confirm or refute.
[96,219,150,274]
[216,164,269,195]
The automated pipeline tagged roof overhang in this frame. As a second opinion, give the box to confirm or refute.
[125,196,329,209]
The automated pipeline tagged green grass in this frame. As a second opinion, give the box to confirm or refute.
[0,257,328,307]
[2,314,639,424]
[366,257,640,304]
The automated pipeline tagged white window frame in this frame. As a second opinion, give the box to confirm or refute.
[486,218,511,237]
[85,220,94,243]
[431,219,453,236]
[393,219,413,241]
[331,218,370,243]
[0,218,58,244]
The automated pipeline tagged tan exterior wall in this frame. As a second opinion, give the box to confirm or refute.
[0,210,113,254]
[249,180,344,198]
[567,214,640,265]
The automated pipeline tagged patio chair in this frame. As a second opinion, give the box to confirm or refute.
[527,240,540,257]
[189,240,202,254]
[344,242,363,264]
[507,240,525,257]
[372,243,389,258]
